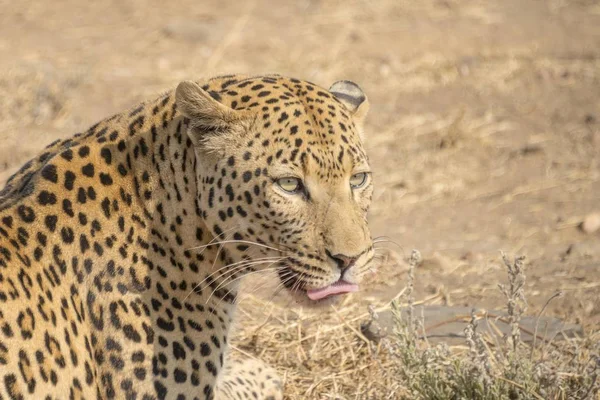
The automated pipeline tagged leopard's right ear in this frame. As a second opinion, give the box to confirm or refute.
[175,80,252,148]
[329,80,369,140]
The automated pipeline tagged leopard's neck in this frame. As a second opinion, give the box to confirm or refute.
[0,87,243,308]
[108,91,242,307]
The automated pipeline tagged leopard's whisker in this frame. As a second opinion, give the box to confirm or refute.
[183,231,239,301]
[184,256,285,301]
[187,240,286,254]
[234,267,296,304]
[268,270,302,304]
[225,263,291,302]
[372,238,403,250]
[201,255,284,285]
[206,259,288,304]
[190,226,240,258]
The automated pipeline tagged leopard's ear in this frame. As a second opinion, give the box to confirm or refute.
[329,80,369,136]
[175,80,251,147]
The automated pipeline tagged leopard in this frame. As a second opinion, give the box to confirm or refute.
[0,73,375,400]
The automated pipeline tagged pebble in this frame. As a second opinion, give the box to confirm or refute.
[580,212,600,234]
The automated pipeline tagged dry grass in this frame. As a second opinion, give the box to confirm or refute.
[232,252,600,399]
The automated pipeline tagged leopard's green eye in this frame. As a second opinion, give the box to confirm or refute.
[277,177,304,194]
[350,172,368,189]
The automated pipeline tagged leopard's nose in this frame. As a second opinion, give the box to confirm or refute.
[325,249,357,271]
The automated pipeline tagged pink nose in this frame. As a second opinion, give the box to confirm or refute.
[326,250,357,270]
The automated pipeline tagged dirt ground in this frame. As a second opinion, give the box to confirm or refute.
[1,0,599,389]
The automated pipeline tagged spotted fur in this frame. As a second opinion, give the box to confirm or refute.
[0,74,374,399]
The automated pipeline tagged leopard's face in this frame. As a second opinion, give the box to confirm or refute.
[177,76,374,305]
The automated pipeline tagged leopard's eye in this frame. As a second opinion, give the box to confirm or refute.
[276,177,304,194]
[350,172,369,189]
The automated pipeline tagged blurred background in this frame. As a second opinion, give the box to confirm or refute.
[0,0,599,337]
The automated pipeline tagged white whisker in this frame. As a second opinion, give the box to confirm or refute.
[183,256,284,301]
[205,259,288,304]
[187,240,285,254]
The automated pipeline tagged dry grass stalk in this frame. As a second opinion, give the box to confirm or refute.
[228,251,599,399]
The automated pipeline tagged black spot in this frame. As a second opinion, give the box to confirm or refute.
[100,148,112,164]
[110,355,125,370]
[208,188,214,208]
[208,91,221,101]
[38,191,57,206]
[153,380,169,400]
[99,173,113,186]
[200,342,211,356]
[295,138,303,147]
[62,199,74,217]
[278,112,289,123]
[123,325,141,343]
[4,374,20,399]
[1,216,12,228]
[235,206,247,218]
[173,368,187,383]
[131,351,145,363]
[17,205,36,223]
[227,156,235,166]
[157,318,174,332]
[225,185,234,202]
[78,146,90,158]
[82,163,95,177]
[134,367,146,381]
[242,171,252,183]
[101,198,111,219]
[77,188,87,204]
[129,116,145,136]
[34,247,43,261]
[41,164,58,183]
[205,360,217,376]
[61,227,74,244]
[79,234,90,254]
[64,171,76,190]
[60,149,73,161]
[172,342,186,360]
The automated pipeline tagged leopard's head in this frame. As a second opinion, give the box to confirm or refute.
[176,75,374,305]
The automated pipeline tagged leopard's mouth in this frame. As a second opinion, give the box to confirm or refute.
[306,280,359,301]
[275,256,365,303]
[276,264,359,302]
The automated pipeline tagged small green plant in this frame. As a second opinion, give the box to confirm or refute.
[384,251,600,400]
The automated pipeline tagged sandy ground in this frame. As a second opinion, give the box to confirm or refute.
[1,0,599,386]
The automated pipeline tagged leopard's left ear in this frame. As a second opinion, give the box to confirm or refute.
[175,80,252,148]
[329,80,369,137]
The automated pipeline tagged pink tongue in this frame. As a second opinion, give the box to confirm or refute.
[307,281,359,301]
